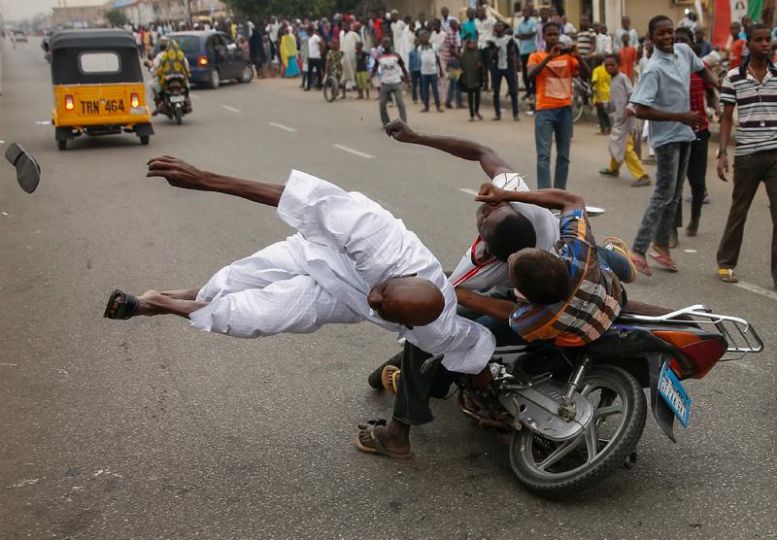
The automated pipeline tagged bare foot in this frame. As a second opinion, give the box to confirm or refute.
[356,420,411,456]
[160,288,199,301]
[133,290,168,316]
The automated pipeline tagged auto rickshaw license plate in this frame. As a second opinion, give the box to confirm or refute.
[80,98,127,115]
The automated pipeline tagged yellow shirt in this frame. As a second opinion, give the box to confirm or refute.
[591,64,611,103]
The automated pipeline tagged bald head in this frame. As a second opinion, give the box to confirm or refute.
[367,276,445,327]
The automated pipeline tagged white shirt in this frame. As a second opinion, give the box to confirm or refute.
[378,53,403,84]
[418,46,439,75]
[307,34,322,59]
[476,16,496,49]
[191,171,495,374]
[595,33,613,55]
[449,173,560,292]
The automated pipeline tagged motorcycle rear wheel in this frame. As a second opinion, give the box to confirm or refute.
[509,365,646,497]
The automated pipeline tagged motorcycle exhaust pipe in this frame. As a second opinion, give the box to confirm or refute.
[623,451,638,470]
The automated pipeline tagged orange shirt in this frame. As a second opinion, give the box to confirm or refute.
[619,45,637,81]
[729,39,746,69]
[528,52,580,110]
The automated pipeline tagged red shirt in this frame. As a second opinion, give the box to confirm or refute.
[619,45,637,81]
[689,72,710,133]
[729,39,746,69]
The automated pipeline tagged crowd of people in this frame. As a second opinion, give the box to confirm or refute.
[126,3,777,288]
[241,5,775,287]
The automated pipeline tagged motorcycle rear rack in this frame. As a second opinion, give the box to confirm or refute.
[618,304,764,360]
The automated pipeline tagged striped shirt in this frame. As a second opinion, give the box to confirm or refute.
[720,60,777,156]
[509,209,623,347]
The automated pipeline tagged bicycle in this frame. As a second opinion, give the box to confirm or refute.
[323,75,344,102]
[572,77,594,123]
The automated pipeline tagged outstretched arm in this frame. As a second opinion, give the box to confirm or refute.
[475,182,584,211]
[384,120,513,178]
[456,288,516,322]
[146,156,285,207]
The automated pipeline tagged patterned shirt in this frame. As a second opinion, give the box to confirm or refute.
[509,208,623,347]
[720,59,777,156]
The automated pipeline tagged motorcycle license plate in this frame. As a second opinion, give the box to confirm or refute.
[169,95,186,103]
[658,362,692,428]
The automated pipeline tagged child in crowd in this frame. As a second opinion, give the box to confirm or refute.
[459,38,485,121]
[354,41,371,99]
[591,58,612,134]
[417,30,444,113]
[325,40,346,98]
[408,37,422,104]
[598,54,651,187]
[618,32,637,82]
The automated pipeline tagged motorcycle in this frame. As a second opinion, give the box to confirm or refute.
[158,74,192,125]
[428,303,762,497]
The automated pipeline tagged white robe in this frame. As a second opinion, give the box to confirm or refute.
[340,30,360,85]
[190,171,496,374]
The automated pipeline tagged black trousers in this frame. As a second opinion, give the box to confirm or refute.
[389,342,458,425]
[492,68,518,117]
[466,88,481,117]
[307,58,323,89]
[480,48,491,89]
[687,130,710,225]
[520,53,533,96]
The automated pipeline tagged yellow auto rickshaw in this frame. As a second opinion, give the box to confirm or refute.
[50,29,153,150]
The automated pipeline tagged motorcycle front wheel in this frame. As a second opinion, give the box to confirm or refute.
[509,365,646,497]
[174,106,182,125]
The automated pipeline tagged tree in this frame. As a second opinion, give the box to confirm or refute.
[222,0,369,21]
[105,9,129,28]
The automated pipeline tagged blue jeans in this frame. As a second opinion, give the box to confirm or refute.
[446,77,463,107]
[534,106,573,189]
[632,141,691,255]
[420,73,440,110]
[411,71,421,101]
[492,68,518,118]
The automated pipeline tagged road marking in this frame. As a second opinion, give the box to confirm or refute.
[459,188,478,196]
[733,281,777,302]
[333,144,374,159]
[268,122,297,132]
[220,105,240,113]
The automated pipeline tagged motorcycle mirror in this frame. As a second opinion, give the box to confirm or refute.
[4,143,41,194]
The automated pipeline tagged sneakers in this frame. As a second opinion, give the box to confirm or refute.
[631,175,651,187]
[603,236,638,283]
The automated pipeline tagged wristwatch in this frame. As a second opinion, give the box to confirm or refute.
[716,149,727,158]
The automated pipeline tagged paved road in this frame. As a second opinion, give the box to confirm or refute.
[1,38,775,539]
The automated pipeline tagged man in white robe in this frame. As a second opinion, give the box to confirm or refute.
[104,155,495,377]
[340,23,360,88]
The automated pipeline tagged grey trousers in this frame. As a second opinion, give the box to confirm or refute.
[379,82,407,126]
[633,141,691,255]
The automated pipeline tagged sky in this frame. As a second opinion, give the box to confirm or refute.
[2,0,105,23]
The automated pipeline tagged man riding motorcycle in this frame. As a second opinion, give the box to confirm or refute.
[150,38,192,116]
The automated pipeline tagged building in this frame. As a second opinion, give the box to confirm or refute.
[51,5,107,27]
[109,0,229,26]
[386,0,715,38]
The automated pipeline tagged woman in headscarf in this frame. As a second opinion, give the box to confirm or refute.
[279,26,300,78]
[249,24,267,78]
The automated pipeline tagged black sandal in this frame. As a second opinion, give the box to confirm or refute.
[103,289,140,319]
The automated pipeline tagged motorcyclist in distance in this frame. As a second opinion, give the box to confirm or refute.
[148,37,191,116]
